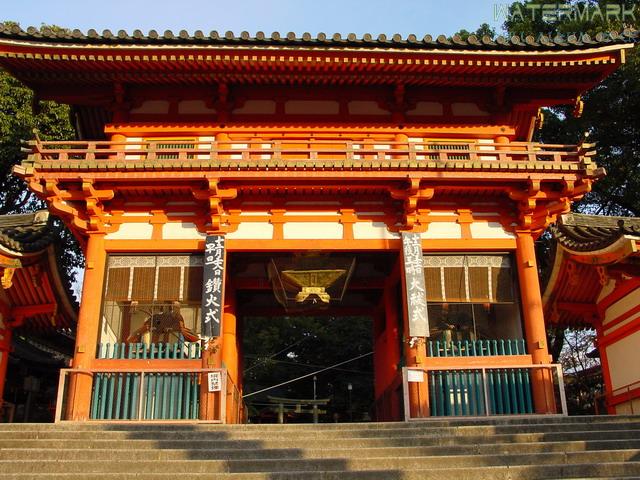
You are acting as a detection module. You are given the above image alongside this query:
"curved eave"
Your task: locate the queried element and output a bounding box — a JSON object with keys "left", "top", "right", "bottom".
{"left": 560, "top": 235, "right": 639, "bottom": 265}
{"left": 45, "top": 245, "right": 77, "bottom": 325}
{"left": 542, "top": 237, "right": 640, "bottom": 329}
{"left": 0, "top": 37, "right": 630, "bottom": 91}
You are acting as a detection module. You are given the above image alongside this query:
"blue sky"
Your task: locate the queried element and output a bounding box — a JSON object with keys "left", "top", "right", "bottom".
{"left": 3, "top": 0, "right": 507, "bottom": 37}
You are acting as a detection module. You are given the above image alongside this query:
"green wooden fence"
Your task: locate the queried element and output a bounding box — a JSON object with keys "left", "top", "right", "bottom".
{"left": 91, "top": 342, "right": 202, "bottom": 420}
{"left": 428, "top": 338, "right": 527, "bottom": 357}
{"left": 97, "top": 342, "right": 202, "bottom": 359}
{"left": 426, "top": 339, "right": 532, "bottom": 416}
{"left": 90, "top": 371, "right": 200, "bottom": 420}
{"left": 429, "top": 368, "right": 534, "bottom": 416}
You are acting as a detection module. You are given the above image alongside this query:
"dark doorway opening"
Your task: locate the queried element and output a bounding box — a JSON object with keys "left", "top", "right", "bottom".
{"left": 231, "top": 251, "right": 397, "bottom": 423}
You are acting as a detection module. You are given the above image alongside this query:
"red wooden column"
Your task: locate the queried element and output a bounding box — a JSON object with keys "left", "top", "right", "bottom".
{"left": 69, "top": 232, "right": 107, "bottom": 420}
{"left": 221, "top": 285, "right": 240, "bottom": 423}
{"left": 515, "top": 230, "right": 556, "bottom": 413}
{"left": 376, "top": 280, "right": 402, "bottom": 420}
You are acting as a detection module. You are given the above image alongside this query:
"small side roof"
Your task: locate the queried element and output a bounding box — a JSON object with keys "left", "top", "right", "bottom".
{"left": 543, "top": 213, "right": 640, "bottom": 328}
{"left": 0, "top": 210, "right": 77, "bottom": 332}
{"left": 0, "top": 210, "right": 58, "bottom": 254}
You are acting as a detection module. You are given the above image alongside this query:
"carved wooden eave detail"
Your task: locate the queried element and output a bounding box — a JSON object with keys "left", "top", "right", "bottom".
{"left": 389, "top": 178, "right": 434, "bottom": 230}
{"left": 508, "top": 178, "right": 583, "bottom": 234}
{"left": 24, "top": 177, "right": 113, "bottom": 245}
{"left": 192, "top": 179, "right": 237, "bottom": 233}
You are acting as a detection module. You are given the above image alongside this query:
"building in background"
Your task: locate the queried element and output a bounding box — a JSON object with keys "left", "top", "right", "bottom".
{"left": 544, "top": 213, "right": 640, "bottom": 415}
{"left": 0, "top": 211, "right": 77, "bottom": 421}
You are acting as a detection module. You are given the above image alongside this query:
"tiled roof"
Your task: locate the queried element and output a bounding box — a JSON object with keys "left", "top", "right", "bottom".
{"left": 0, "top": 24, "right": 637, "bottom": 50}
{"left": 0, "top": 210, "right": 58, "bottom": 254}
{"left": 552, "top": 212, "right": 640, "bottom": 252}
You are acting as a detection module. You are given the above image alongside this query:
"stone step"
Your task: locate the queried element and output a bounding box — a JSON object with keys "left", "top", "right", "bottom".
{"left": 0, "top": 415, "right": 638, "bottom": 432}
{"left": 0, "top": 439, "right": 639, "bottom": 461}
{"left": 1, "top": 421, "right": 639, "bottom": 441}
{"left": 0, "top": 462, "right": 638, "bottom": 480}
{"left": 0, "top": 416, "right": 640, "bottom": 435}
{"left": 1, "top": 428, "right": 638, "bottom": 450}
{"left": 1, "top": 450, "right": 639, "bottom": 474}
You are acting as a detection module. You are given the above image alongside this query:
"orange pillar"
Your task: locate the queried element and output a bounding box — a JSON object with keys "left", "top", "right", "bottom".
{"left": 374, "top": 282, "right": 403, "bottom": 421}
{"left": 69, "top": 232, "right": 107, "bottom": 420}
{"left": 200, "top": 338, "right": 222, "bottom": 421}
{"left": 515, "top": 231, "right": 556, "bottom": 413}
{"left": 221, "top": 286, "right": 240, "bottom": 423}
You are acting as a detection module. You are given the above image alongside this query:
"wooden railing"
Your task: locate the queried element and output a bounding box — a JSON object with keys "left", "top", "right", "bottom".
{"left": 25, "top": 138, "right": 593, "bottom": 166}
{"left": 428, "top": 338, "right": 527, "bottom": 357}
{"left": 596, "top": 379, "right": 640, "bottom": 414}
{"left": 98, "top": 342, "right": 202, "bottom": 360}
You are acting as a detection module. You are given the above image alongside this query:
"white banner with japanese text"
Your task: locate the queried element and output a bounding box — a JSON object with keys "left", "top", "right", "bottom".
{"left": 401, "top": 232, "right": 429, "bottom": 337}
{"left": 201, "top": 235, "right": 225, "bottom": 338}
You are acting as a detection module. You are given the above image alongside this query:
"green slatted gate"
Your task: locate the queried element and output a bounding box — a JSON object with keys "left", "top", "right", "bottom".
{"left": 90, "top": 342, "right": 202, "bottom": 420}
{"left": 426, "top": 339, "right": 534, "bottom": 416}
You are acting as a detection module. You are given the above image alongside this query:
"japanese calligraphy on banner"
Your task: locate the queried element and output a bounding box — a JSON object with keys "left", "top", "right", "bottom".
{"left": 401, "top": 232, "right": 430, "bottom": 337}
{"left": 201, "top": 235, "right": 225, "bottom": 338}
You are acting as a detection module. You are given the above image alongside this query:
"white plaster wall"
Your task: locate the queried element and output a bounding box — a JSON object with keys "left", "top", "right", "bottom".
{"left": 130, "top": 100, "right": 170, "bottom": 114}
{"left": 604, "top": 289, "right": 640, "bottom": 326}
{"left": 353, "top": 222, "right": 399, "bottom": 240}
{"left": 105, "top": 223, "right": 154, "bottom": 240}
{"left": 451, "top": 102, "right": 490, "bottom": 116}
{"left": 162, "top": 222, "right": 206, "bottom": 240}
{"left": 284, "top": 100, "right": 339, "bottom": 115}
{"left": 597, "top": 279, "right": 617, "bottom": 303}
{"left": 470, "top": 221, "right": 516, "bottom": 239}
{"left": 226, "top": 223, "right": 274, "bottom": 240}
{"left": 605, "top": 310, "right": 640, "bottom": 337}
{"left": 347, "top": 101, "right": 390, "bottom": 115}
{"left": 233, "top": 100, "right": 276, "bottom": 115}
{"left": 615, "top": 398, "right": 640, "bottom": 414}
{"left": 406, "top": 102, "right": 443, "bottom": 116}
{"left": 283, "top": 222, "right": 343, "bottom": 239}
{"left": 283, "top": 211, "right": 338, "bottom": 216}
{"left": 178, "top": 100, "right": 216, "bottom": 114}
{"left": 422, "top": 222, "right": 462, "bottom": 239}
{"left": 606, "top": 330, "right": 640, "bottom": 390}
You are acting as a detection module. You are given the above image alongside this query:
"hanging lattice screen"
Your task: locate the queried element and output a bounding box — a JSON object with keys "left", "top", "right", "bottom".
{"left": 104, "top": 255, "right": 204, "bottom": 302}
{"left": 423, "top": 255, "right": 514, "bottom": 304}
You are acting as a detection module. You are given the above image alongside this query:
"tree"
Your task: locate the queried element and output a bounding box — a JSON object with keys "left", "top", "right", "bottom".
{"left": 504, "top": 0, "right": 640, "bottom": 215}
{"left": 454, "top": 23, "right": 496, "bottom": 41}
{"left": 560, "top": 329, "right": 602, "bottom": 414}
{"left": 0, "top": 22, "right": 84, "bottom": 289}
{"left": 242, "top": 315, "right": 374, "bottom": 422}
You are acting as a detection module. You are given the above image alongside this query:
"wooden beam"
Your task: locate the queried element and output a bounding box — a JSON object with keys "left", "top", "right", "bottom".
{"left": 11, "top": 303, "right": 57, "bottom": 319}
{"left": 556, "top": 301, "right": 598, "bottom": 316}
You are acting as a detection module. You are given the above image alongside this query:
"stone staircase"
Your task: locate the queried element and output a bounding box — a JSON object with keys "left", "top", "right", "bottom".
{"left": 0, "top": 416, "right": 639, "bottom": 479}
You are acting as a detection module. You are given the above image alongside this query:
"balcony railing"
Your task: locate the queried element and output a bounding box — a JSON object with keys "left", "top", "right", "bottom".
{"left": 24, "top": 137, "right": 594, "bottom": 170}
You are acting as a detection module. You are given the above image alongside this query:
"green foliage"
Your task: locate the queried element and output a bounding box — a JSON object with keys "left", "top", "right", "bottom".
{"left": 242, "top": 315, "right": 374, "bottom": 422}
{"left": 504, "top": 1, "right": 640, "bottom": 215}
{"left": 454, "top": 23, "right": 496, "bottom": 40}
{"left": 0, "top": 22, "right": 83, "bottom": 287}
{"left": 560, "top": 329, "right": 603, "bottom": 414}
